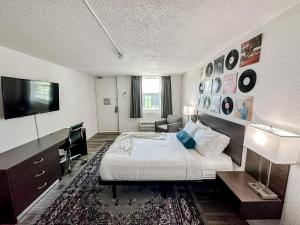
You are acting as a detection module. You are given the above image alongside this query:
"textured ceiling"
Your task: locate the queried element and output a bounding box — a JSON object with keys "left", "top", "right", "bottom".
{"left": 0, "top": 0, "right": 299, "bottom": 76}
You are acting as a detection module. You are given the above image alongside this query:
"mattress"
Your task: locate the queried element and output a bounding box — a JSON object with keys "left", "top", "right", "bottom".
{"left": 99, "top": 133, "right": 233, "bottom": 181}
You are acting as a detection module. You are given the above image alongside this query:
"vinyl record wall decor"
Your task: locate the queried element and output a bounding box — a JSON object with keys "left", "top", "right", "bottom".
{"left": 225, "top": 49, "right": 239, "bottom": 70}
{"left": 205, "top": 63, "right": 213, "bottom": 77}
{"left": 197, "top": 33, "right": 262, "bottom": 122}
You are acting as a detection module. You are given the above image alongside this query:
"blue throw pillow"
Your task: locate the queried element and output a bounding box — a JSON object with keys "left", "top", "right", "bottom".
{"left": 176, "top": 130, "right": 196, "bottom": 149}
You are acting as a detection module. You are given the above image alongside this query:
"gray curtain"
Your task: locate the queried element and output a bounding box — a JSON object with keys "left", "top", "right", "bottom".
{"left": 130, "top": 76, "right": 143, "bottom": 118}
{"left": 161, "top": 76, "right": 173, "bottom": 118}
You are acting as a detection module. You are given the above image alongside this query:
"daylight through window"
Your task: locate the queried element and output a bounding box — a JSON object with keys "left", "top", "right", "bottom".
{"left": 142, "top": 77, "right": 160, "bottom": 113}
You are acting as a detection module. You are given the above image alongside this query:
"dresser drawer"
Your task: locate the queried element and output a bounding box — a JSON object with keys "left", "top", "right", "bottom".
{"left": 9, "top": 146, "right": 59, "bottom": 181}
{"left": 9, "top": 146, "right": 60, "bottom": 215}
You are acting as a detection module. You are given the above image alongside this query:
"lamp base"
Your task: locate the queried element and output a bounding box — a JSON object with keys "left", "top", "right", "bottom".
{"left": 248, "top": 182, "right": 278, "bottom": 200}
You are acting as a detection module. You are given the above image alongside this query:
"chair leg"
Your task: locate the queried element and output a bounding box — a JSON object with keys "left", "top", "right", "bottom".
{"left": 80, "top": 158, "right": 88, "bottom": 165}
{"left": 70, "top": 153, "right": 87, "bottom": 165}
{"left": 65, "top": 148, "right": 88, "bottom": 174}
{"left": 67, "top": 149, "right": 72, "bottom": 173}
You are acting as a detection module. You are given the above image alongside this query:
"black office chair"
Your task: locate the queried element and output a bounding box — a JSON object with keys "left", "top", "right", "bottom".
{"left": 60, "top": 122, "right": 87, "bottom": 175}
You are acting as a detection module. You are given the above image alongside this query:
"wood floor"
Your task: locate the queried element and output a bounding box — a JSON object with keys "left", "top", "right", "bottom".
{"left": 86, "top": 132, "right": 119, "bottom": 152}
{"left": 18, "top": 132, "right": 246, "bottom": 225}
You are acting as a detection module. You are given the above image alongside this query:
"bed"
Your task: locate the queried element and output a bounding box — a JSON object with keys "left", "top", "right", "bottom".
{"left": 100, "top": 133, "right": 233, "bottom": 181}
{"left": 98, "top": 113, "right": 245, "bottom": 198}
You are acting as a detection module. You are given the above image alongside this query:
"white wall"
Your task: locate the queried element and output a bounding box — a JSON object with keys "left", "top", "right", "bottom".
{"left": 182, "top": 3, "right": 300, "bottom": 225}
{"left": 0, "top": 46, "right": 98, "bottom": 153}
{"left": 170, "top": 75, "right": 182, "bottom": 117}
{"left": 96, "top": 75, "right": 182, "bottom": 133}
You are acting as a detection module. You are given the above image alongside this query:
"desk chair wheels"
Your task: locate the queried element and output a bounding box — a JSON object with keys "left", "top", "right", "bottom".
{"left": 80, "top": 159, "right": 88, "bottom": 165}
{"left": 68, "top": 152, "right": 88, "bottom": 165}
{"left": 59, "top": 151, "right": 88, "bottom": 177}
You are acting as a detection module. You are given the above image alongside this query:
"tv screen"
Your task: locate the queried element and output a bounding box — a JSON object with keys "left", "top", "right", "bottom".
{"left": 1, "top": 76, "right": 59, "bottom": 119}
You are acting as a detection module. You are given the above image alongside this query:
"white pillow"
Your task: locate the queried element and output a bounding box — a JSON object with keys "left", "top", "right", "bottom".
{"left": 194, "top": 128, "right": 230, "bottom": 156}
{"left": 183, "top": 120, "right": 199, "bottom": 136}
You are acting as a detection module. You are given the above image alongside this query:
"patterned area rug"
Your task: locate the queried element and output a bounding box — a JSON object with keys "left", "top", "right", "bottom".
{"left": 34, "top": 142, "right": 205, "bottom": 225}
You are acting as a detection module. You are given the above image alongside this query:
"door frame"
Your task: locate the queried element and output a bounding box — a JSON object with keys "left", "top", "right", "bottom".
{"left": 95, "top": 76, "right": 119, "bottom": 133}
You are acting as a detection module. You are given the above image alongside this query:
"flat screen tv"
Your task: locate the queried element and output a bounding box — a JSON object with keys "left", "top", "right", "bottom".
{"left": 1, "top": 76, "right": 59, "bottom": 119}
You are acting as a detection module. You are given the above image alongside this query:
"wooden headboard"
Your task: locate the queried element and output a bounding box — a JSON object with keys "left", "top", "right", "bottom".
{"left": 197, "top": 113, "right": 245, "bottom": 166}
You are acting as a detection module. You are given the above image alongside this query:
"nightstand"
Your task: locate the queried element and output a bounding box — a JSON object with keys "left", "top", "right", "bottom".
{"left": 216, "top": 171, "right": 283, "bottom": 220}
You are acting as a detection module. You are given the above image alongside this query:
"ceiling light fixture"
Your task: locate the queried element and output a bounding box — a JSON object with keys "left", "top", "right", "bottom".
{"left": 82, "top": 0, "right": 123, "bottom": 58}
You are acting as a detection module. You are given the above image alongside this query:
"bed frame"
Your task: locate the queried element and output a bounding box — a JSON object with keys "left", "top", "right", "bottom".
{"left": 98, "top": 113, "right": 245, "bottom": 198}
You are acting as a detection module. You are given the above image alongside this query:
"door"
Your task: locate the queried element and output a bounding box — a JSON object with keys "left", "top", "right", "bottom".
{"left": 96, "top": 77, "right": 119, "bottom": 132}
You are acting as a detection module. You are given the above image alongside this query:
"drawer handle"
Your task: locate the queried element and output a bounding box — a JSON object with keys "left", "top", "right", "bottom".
{"left": 37, "top": 182, "right": 47, "bottom": 190}
{"left": 35, "top": 170, "right": 45, "bottom": 177}
{"left": 33, "top": 158, "right": 44, "bottom": 164}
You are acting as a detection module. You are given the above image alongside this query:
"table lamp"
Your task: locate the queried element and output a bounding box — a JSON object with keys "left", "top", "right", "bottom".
{"left": 244, "top": 124, "right": 300, "bottom": 199}
{"left": 183, "top": 106, "right": 197, "bottom": 121}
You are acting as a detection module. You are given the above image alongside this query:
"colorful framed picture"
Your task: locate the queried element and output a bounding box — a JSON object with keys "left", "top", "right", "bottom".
{"left": 214, "top": 55, "right": 225, "bottom": 75}
{"left": 240, "top": 34, "right": 262, "bottom": 67}
{"left": 211, "top": 96, "right": 221, "bottom": 114}
{"left": 204, "top": 79, "right": 212, "bottom": 94}
{"left": 212, "top": 77, "right": 222, "bottom": 94}
{"left": 203, "top": 95, "right": 211, "bottom": 110}
{"left": 234, "top": 96, "right": 254, "bottom": 121}
{"left": 223, "top": 73, "right": 237, "bottom": 94}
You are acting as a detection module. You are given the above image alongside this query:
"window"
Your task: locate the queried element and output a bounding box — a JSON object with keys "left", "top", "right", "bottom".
{"left": 142, "top": 77, "right": 160, "bottom": 113}
{"left": 30, "top": 81, "right": 51, "bottom": 103}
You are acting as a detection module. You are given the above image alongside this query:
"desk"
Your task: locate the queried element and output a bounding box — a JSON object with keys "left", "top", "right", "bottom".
{"left": 0, "top": 128, "right": 87, "bottom": 224}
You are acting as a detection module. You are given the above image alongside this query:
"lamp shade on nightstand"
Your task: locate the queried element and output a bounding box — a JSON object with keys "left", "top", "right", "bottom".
{"left": 244, "top": 124, "right": 300, "bottom": 164}
{"left": 183, "top": 106, "right": 196, "bottom": 115}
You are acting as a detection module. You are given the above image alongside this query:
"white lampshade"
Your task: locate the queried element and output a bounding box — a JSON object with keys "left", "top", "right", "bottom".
{"left": 244, "top": 124, "right": 300, "bottom": 164}
{"left": 183, "top": 106, "right": 196, "bottom": 116}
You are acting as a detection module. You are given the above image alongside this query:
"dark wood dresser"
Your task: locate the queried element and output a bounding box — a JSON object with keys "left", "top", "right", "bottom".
{"left": 0, "top": 128, "right": 87, "bottom": 224}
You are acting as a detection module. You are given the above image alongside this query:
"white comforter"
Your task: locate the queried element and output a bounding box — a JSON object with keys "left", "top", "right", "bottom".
{"left": 108, "top": 132, "right": 167, "bottom": 155}
{"left": 99, "top": 133, "right": 232, "bottom": 181}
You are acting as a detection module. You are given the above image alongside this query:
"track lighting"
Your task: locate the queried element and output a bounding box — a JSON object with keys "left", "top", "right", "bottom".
{"left": 82, "top": 0, "right": 123, "bottom": 58}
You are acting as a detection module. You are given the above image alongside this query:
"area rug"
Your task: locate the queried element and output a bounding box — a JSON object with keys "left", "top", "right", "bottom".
{"left": 34, "top": 142, "right": 205, "bottom": 225}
